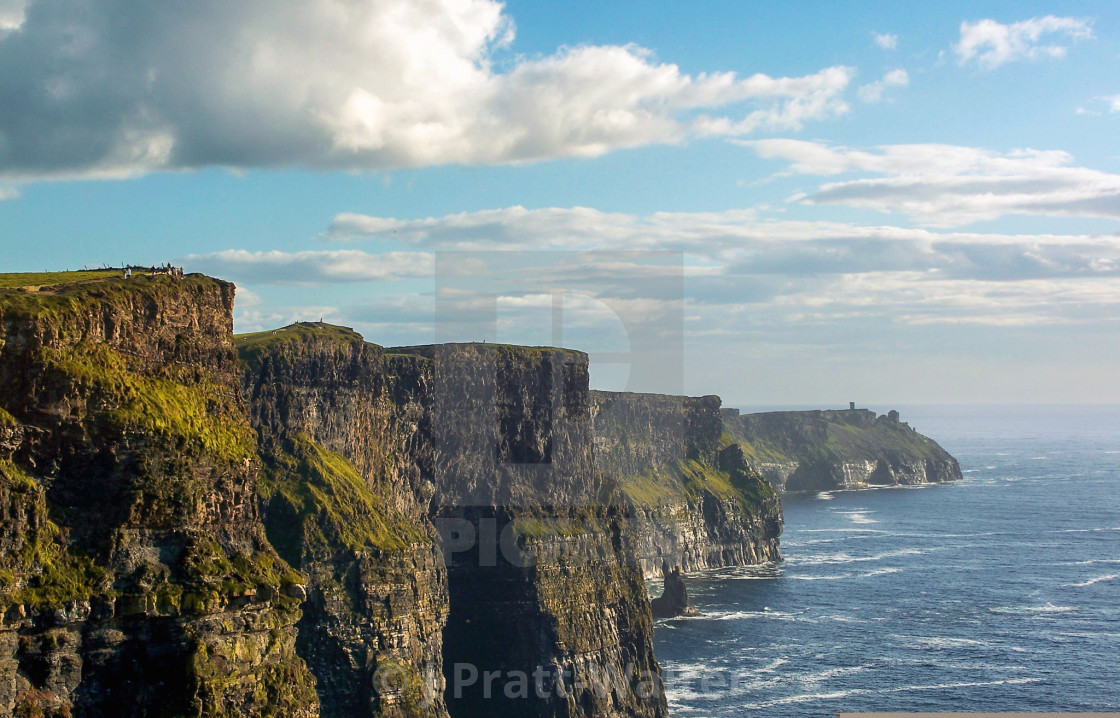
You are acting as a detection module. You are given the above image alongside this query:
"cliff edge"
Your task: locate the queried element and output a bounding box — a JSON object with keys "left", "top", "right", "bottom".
{"left": 723, "top": 407, "right": 963, "bottom": 492}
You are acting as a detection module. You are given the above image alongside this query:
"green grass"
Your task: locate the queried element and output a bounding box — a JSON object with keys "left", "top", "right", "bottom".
{"left": 259, "top": 435, "right": 429, "bottom": 560}
{"left": 235, "top": 322, "right": 368, "bottom": 369}
{"left": 0, "top": 269, "right": 124, "bottom": 289}
{"left": 0, "top": 406, "right": 15, "bottom": 426}
{"left": 38, "top": 343, "right": 256, "bottom": 463}
{"left": 618, "top": 457, "right": 774, "bottom": 511}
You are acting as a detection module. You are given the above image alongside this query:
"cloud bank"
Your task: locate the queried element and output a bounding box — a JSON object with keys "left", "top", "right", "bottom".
{"left": 0, "top": 0, "right": 854, "bottom": 182}
{"left": 954, "top": 16, "right": 1093, "bottom": 69}
{"left": 744, "top": 139, "right": 1120, "bottom": 225}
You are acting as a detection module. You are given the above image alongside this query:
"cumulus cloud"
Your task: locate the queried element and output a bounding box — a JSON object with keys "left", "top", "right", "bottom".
{"left": 872, "top": 32, "right": 898, "bottom": 50}
{"left": 180, "top": 249, "right": 433, "bottom": 284}
{"left": 0, "top": 0, "right": 854, "bottom": 182}
{"left": 954, "top": 16, "right": 1093, "bottom": 69}
{"left": 743, "top": 139, "right": 1120, "bottom": 225}
{"left": 857, "top": 69, "right": 909, "bottom": 103}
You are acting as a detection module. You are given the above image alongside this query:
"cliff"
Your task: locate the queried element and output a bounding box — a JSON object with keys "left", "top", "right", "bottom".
{"left": 390, "top": 344, "right": 666, "bottom": 718}
{"left": 0, "top": 273, "right": 669, "bottom": 717}
{"left": 0, "top": 272, "right": 316, "bottom": 717}
{"left": 237, "top": 324, "right": 447, "bottom": 718}
{"left": 590, "top": 392, "right": 782, "bottom": 578}
{"left": 722, "top": 408, "right": 962, "bottom": 492}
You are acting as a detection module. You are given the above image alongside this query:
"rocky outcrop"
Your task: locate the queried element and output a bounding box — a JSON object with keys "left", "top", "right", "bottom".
{"left": 722, "top": 407, "right": 962, "bottom": 492}
{"left": 590, "top": 391, "right": 782, "bottom": 579}
{"left": 649, "top": 562, "right": 697, "bottom": 619}
{"left": 0, "top": 274, "right": 317, "bottom": 717}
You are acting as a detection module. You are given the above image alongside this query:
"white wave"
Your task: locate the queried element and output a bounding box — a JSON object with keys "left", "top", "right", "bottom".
{"left": 788, "top": 573, "right": 854, "bottom": 581}
{"left": 796, "top": 665, "right": 869, "bottom": 684}
{"left": 798, "top": 528, "right": 887, "bottom": 533}
{"left": 858, "top": 567, "right": 901, "bottom": 578}
{"left": 815, "top": 491, "right": 834, "bottom": 500}
{"left": 791, "top": 548, "right": 924, "bottom": 566}
{"left": 756, "top": 657, "right": 787, "bottom": 673}
{"left": 732, "top": 677, "right": 1041, "bottom": 710}
{"left": 901, "top": 636, "right": 988, "bottom": 649}
{"left": 703, "top": 608, "right": 808, "bottom": 622}
{"left": 990, "top": 602, "right": 1075, "bottom": 615}
{"left": 1065, "top": 573, "right": 1120, "bottom": 587}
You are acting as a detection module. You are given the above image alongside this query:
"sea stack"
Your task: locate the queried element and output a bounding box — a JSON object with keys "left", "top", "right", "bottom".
{"left": 650, "top": 561, "right": 699, "bottom": 618}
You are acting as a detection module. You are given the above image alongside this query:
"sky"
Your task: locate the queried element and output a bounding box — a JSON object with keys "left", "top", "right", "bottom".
{"left": 2, "top": 0, "right": 1119, "bottom": 406}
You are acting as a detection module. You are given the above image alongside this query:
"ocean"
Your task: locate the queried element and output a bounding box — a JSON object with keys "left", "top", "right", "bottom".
{"left": 652, "top": 405, "right": 1120, "bottom": 716}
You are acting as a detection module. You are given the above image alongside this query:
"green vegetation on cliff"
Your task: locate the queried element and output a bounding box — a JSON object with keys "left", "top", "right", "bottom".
{"left": 0, "top": 269, "right": 123, "bottom": 289}
{"left": 236, "top": 322, "right": 368, "bottom": 370}
{"left": 618, "top": 456, "right": 775, "bottom": 511}
{"left": 726, "top": 410, "right": 951, "bottom": 466}
{"left": 38, "top": 343, "right": 255, "bottom": 463}
{"left": 258, "top": 435, "right": 428, "bottom": 561}
{"left": 0, "top": 461, "right": 107, "bottom": 610}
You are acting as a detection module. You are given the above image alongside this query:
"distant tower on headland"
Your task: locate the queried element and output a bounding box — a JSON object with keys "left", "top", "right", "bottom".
{"left": 849, "top": 401, "right": 856, "bottom": 410}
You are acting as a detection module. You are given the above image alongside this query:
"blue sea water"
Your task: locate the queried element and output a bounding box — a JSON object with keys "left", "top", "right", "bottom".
{"left": 652, "top": 405, "right": 1120, "bottom": 716}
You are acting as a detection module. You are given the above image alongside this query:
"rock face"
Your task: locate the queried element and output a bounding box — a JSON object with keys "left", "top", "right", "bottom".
{"left": 722, "top": 408, "right": 963, "bottom": 492}
{"left": 238, "top": 325, "right": 448, "bottom": 718}
{"left": 590, "top": 391, "right": 783, "bottom": 579}
{"left": 0, "top": 274, "right": 317, "bottom": 717}
{"left": 394, "top": 344, "right": 667, "bottom": 718}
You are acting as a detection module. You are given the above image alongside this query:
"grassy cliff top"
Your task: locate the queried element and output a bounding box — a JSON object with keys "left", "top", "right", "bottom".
{"left": 390, "top": 342, "right": 587, "bottom": 360}
{"left": 727, "top": 409, "right": 946, "bottom": 465}
{"left": 0, "top": 269, "right": 126, "bottom": 289}
{"left": 235, "top": 322, "right": 375, "bottom": 370}
{"left": 0, "top": 270, "right": 227, "bottom": 320}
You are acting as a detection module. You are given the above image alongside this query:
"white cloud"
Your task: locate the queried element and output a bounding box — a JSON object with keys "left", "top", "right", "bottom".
{"left": 180, "top": 249, "right": 434, "bottom": 284}
{"left": 235, "top": 306, "right": 341, "bottom": 334}
{"left": 324, "top": 205, "right": 1120, "bottom": 284}
{"left": 0, "top": 0, "right": 854, "bottom": 182}
{"left": 1109, "top": 95, "right": 1120, "bottom": 113}
{"left": 954, "top": 16, "right": 1093, "bottom": 69}
{"left": 858, "top": 68, "right": 909, "bottom": 103}
{"left": 872, "top": 32, "right": 898, "bottom": 50}
{"left": 743, "top": 139, "right": 1120, "bottom": 225}
{"left": 0, "top": 0, "right": 25, "bottom": 32}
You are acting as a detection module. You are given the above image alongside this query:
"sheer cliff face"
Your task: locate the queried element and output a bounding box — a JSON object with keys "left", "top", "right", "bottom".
{"left": 238, "top": 326, "right": 448, "bottom": 718}
{"left": 589, "top": 392, "right": 783, "bottom": 578}
{"left": 723, "top": 408, "right": 963, "bottom": 492}
{"left": 240, "top": 336, "right": 668, "bottom": 718}
{"left": 0, "top": 275, "right": 316, "bottom": 718}
{"left": 387, "top": 344, "right": 668, "bottom": 718}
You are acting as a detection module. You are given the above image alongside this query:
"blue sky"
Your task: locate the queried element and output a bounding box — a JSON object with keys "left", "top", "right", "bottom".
{"left": 2, "top": 1, "right": 1119, "bottom": 404}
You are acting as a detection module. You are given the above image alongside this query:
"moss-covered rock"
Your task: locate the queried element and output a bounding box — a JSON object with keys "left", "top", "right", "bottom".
{"left": 590, "top": 390, "right": 783, "bottom": 577}
{"left": 0, "top": 272, "right": 318, "bottom": 718}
